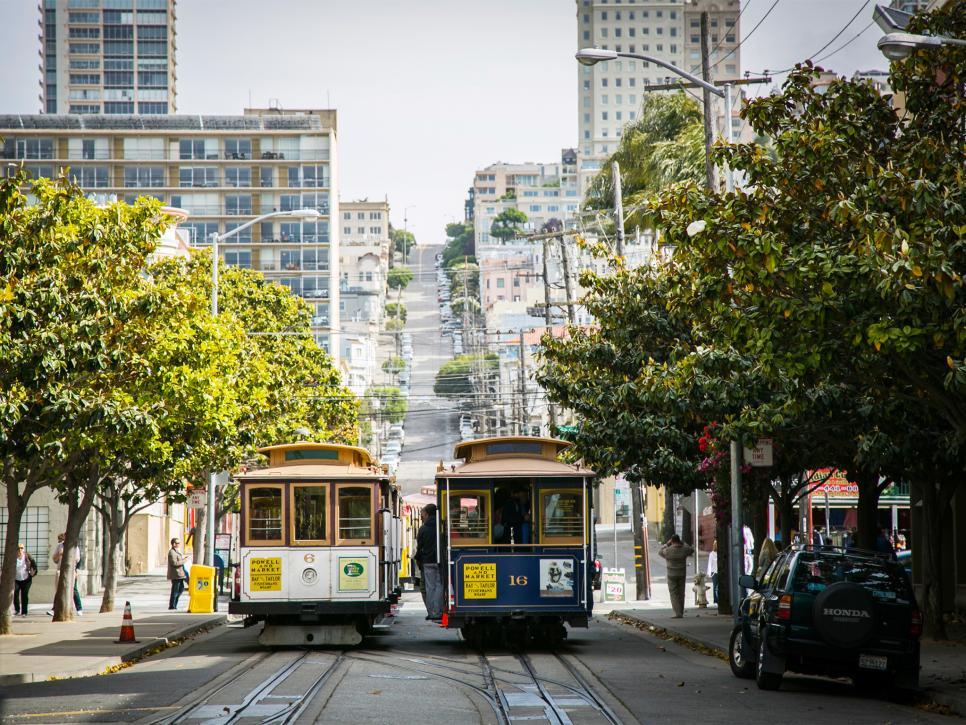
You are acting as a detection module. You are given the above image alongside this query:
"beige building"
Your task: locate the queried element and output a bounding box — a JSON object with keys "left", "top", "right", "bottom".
{"left": 40, "top": 0, "right": 177, "bottom": 115}
{"left": 0, "top": 107, "right": 341, "bottom": 358}
{"left": 576, "top": 0, "right": 742, "bottom": 192}
{"left": 339, "top": 200, "right": 392, "bottom": 396}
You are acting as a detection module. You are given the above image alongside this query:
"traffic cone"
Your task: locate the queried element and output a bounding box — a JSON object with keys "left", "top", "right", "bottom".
{"left": 115, "top": 601, "right": 139, "bottom": 644}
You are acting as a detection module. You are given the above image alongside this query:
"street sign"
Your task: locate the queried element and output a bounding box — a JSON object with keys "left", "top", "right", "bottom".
{"left": 214, "top": 533, "right": 232, "bottom": 550}
{"left": 188, "top": 490, "right": 207, "bottom": 509}
{"left": 602, "top": 567, "right": 626, "bottom": 602}
{"left": 743, "top": 438, "right": 773, "bottom": 467}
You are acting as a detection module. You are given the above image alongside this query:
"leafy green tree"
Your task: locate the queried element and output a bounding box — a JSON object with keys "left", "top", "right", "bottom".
{"left": 490, "top": 208, "right": 528, "bottom": 242}
{"left": 387, "top": 265, "right": 413, "bottom": 291}
{"left": 389, "top": 226, "right": 416, "bottom": 258}
{"left": 382, "top": 356, "right": 406, "bottom": 376}
{"left": 370, "top": 386, "right": 408, "bottom": 425}
{"left": 443, "top": 222, "right": 475, "bottom": 267}
{"left": 385, "top": 302, "right": 407, "bottom": 322}
{"left": 585, "top": 92, "right": 705, "bottom": 230}
{"left": 434, "top": 353, "right": 498, "bottom": 399}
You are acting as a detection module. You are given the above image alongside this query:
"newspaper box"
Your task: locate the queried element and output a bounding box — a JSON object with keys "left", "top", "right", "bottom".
{"left": 188, "top": 564, "right": 216, "bottom": 613}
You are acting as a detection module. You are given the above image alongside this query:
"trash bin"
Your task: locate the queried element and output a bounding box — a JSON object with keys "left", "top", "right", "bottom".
{"left": 188, "top": 564, "right": 217, "bottom": 613}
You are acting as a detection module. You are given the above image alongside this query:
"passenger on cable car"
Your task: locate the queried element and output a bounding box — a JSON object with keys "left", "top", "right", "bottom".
{"left": 500, "top": 486, "right": 532, "bottom": 544}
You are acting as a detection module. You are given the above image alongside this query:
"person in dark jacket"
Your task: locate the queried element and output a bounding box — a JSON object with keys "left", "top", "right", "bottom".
{"left": 167, "top": 538, "right": 188, "bottom": 610}
{"left": 414, "top": 504, "right": 442, "bottom": 621}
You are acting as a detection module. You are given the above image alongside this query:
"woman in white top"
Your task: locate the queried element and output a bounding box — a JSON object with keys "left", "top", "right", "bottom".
{"left": 706, "top": 539, "right": 718, "bottom": 604}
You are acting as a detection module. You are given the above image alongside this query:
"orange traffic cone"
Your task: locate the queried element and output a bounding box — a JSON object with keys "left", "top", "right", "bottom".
{"left": 116, "top": 601, "right": 139, "bottom": 644}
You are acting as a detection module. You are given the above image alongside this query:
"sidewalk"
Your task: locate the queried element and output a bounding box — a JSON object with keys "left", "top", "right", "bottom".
{"left": 0, "top": 575, "right": 225, "bottom": 685}
{"left": 610, "top": 605, "right": 966, "bottom": 717}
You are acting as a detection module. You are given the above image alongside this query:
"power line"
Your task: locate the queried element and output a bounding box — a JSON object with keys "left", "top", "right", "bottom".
{"left": 688, "top": 0, "right": 754, "bottom": 75}
{"left": 807, "top": 0, "right": 872, "bottom": 62}
{"left": 709, "top": 0, "right": 783, "bottom": 73}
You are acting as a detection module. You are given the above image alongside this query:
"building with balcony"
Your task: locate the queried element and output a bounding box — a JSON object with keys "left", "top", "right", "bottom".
{"left": 0, "top": 107, "right": 341, "bottom": 358}
{"left": 472, "top": 150, "right": 580, "bottom": 247}
{"left": 39, "top": 0, "right": 177, "bottom": 115}
{"left": 339, "top": 199, "right": 391, "bottom": 395}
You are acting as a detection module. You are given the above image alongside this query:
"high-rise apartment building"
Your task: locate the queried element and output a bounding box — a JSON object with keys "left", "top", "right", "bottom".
{"left": 576, "top": 0, "right": 740, "bottom": 192}
{"left": 0, "top": 108, "right": 340, "bottom": 358}
{"left": 39, "top": 0, "right": 177, "bottom": 115}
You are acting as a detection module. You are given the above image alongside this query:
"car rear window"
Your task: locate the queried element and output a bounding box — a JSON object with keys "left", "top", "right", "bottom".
{"left": 791, "top": 554, "right": 913, "bottom": 603}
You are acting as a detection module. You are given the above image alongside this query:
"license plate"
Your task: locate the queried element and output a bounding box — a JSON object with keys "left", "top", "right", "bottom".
{"left": 859, "top": 654, "right": 888, "bottom": 671}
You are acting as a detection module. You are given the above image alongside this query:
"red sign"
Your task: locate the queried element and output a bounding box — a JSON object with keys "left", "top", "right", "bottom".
{"left": 809, "top": 469, "right": 858, "bottom": 497}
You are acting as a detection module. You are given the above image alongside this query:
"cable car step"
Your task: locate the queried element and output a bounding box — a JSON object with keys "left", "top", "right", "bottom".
{"left": 258, "top": 623, "right": 363, "bottom": 647}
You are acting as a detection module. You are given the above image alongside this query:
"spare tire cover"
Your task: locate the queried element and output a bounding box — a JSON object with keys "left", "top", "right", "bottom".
{"left": 812, "top": 581, "right": 877, "bottom": 648}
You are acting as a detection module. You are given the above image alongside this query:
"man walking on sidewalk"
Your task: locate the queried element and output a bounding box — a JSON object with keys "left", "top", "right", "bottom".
{"left": 167, "top": 538, "right": 187, "bottom": 610}
{"left": 659, "top": 534, "right": 694, "bottom": 618}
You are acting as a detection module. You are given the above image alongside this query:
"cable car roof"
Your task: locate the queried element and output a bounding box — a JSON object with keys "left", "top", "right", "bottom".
{"left": 235, "top": 442, "right": 389, "bottom": 481}
{"left": 442, "top": 436, "right": 594, "bottom": 478}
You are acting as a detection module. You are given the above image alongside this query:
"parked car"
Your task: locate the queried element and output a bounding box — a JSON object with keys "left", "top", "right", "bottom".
{"left": 729, "top": 546, "right": 921, "bottom": 694}
{"left": 384, "top": 440, "right": 402, "bottom": 455}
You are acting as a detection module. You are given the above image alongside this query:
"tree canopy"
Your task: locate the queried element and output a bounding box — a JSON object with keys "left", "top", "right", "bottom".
{"left": 490, "top": 208, "right": 528, "bottom": 242}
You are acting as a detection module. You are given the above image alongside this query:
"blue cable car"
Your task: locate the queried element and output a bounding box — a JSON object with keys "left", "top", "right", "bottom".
{"left": 436, "top": 436, "right": 595, "bottom": 647}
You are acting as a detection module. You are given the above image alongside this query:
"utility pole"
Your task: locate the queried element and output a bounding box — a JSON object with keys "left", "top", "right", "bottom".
{"left": 612, "top": 161, "right": 625, "bottom": 257}
{"left": 630, "top": 481, "right": 649, "bottom": 600}
{"left": 541, "top": 237, "right": 558, "bottom": 429}
{"left": 559, "top": 234, "right": 577, "bottom": 325}
{"left": 700, "top": 11, "right": 716, "bottom": 192}
{"left": 518, "top": 334, "right": 527, "bottom": 436}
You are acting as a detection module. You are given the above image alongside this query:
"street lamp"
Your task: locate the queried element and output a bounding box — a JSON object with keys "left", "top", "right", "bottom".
{"left": 876, "top": 32, "right": 966, "bottom": 60}
{"left": 403, "top": 205, "right": 416, "bottom": 265}
{"left": 575, "top": 48, "right": 734, "bottom": 192}
{"left": 200, "top": 207, "right": 321, "bottom": 568}
{"left": 576, "top": 47, "right": 741, "bottom": 608}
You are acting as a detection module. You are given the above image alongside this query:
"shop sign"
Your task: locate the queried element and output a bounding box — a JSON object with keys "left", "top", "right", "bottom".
{"left": 743, "top": 439, "right": 773, "bottom": 467}
{"left": 602, "top": 567, "right": 626, "bottom": 602}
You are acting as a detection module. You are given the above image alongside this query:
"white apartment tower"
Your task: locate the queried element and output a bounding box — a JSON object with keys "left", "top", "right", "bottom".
{"left": 40, "top": 0, "right": 177, "bottom": 115}
{"left": 576, "top": 0, "right": 740, "bottom": 192}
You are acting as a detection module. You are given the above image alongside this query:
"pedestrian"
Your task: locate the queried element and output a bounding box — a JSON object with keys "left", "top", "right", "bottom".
{"left": 167, "top": 537, "right": 188, "bottom": 610}
{"left": 213, "top": 551, "right": 225, "bottom": 594}
{"left": 659, "top": 534, "right": 694, "bottom": 618}
{"left": 14, "top": 543, "right": 38, "bottom": 617}
{"left": 49, "top": 533, "right": 84, "bottom": 616}
{"left": 706, "top": 539, "right": 718, "bottom": 604}
{"left": 756, "top": 537, "right": 778, "bottom": 579}
{"left": 742, "top": 524, "right": 755, "bottom": 575}
{"left": 414, "top": 504, "right": 442, "bottom": 621}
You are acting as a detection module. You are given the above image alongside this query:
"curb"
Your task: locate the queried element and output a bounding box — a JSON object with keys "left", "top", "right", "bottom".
{"left": 0, "top": 615, "right": 226, "bottom": 686}
{"left": 608, "top": 610, "right": 728, "bottom": 659}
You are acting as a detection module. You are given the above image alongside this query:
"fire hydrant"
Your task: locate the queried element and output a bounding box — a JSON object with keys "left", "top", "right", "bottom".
{"left": 693, "top": 572, "right": 709, "bottom": 608}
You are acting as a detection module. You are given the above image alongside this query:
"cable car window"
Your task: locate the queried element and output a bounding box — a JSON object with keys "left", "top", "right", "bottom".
{"left": 337, "top": 485, "right": 373, "bottom": 544}
{"left": 247, "top": 485, "right": 284, "bottom": 545}
{"left": 486, "top": 441, "right": 543, "bottom": 456}
{"left": 292, "top": 484, "right": 328, "bottom": 544}
{"left": 449, "top": 491, "right": 490, "bottom": 544}
{"left": 540, "top": 489, "right": 584, "bottom": 544}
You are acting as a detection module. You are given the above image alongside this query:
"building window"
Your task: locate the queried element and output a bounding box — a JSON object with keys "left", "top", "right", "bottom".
{"left": 343, "top": 226, "right": 352, "bottom": 235}
{"left": 179, "top": 167, "right": 218, "bottom": 188}
{"left": 224, "top": 139, "right": 251, "bottom": 160}
{"left": 137, "top": 102, "right": 167, "bottom": 114}
{"left": 0, "top": 507, "right": 50, "bottom": 570}
{"left": 124, "top": 166, "right": 164, "bottom": 187}
{"left": 225, "top": 194, "right": 252, "bottom": 216}
{"left": 103, "top": 102, "right": 134, "bottom": 113}
{"left": 71, "top": 166, "right": 109, "bottom": 187}
{"left": 260, "top": 167, "right": 273, "bottom": 188}
{"left": 496, "top": 278, "right": 505, "bottom": 288}
{"left": 223, "top": 250, "right": 252, "bottom": 269}
{"left": 225, "top": 167, "right": 252, "bottom": 188}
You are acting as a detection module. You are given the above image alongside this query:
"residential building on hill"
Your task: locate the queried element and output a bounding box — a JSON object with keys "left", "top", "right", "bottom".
{"left": 39, "top": 0, "right": 177, "bottom": 115}
{"left": 0, "top": 107, "right": 341, "bottom": 358}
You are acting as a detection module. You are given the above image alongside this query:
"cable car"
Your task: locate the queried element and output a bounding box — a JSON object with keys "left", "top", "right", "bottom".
{"left": 436, "top": 437, "right": 596, "bottom": 647}
{"left": 229, "top": 442, "right": 401, "bottom": 646}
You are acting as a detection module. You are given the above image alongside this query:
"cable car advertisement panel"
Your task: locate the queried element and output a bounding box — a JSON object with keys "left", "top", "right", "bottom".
{"left": 452, "top": 551, "right": 583, "bottom": 609}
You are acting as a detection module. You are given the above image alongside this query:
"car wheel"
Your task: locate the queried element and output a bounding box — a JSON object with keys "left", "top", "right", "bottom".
{"left": 729, "top": 626, "right": 755, "bottom": 679}
{"left": 756, "top": 633, "right": 783, "bottom": 691}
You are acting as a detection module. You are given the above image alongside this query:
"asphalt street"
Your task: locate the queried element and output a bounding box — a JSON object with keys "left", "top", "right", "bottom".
{"left": 395, "top": 243, "right": 460, "bottom": 492}
{"left": 0, "top": 594, "right": 949, "bottom": 724}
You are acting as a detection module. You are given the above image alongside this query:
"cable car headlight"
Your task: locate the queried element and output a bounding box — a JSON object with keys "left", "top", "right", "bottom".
{"left": 302, "top": 567, "right": 318, "bottom": 585}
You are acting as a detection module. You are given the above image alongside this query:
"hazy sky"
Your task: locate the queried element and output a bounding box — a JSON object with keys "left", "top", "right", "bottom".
{"left": 0, "top": 0, "right": 889, "bottom": 243}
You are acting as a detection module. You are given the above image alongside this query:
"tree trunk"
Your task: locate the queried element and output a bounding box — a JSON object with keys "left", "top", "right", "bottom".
{"left": 779, "top": 493, "right": 794, "bottom": 551}
{"left": 855, "top": 470, "right": 880, "bottom": 550}
{"left": 53, "top": 469, "right": 98, "bottom": 622}
{"left": 715, "top": 517, "right": 731, "bottom": 615}
{"left": 662, "top": 488, "right": 675, "bottom": 542}
{"left": 99, "top": 517, "right": 124, "bottom": 613}
{"left": 1, "top": 461, "right": 44, "bottom": 635}
{"left": 918, "top": 479, "right": 951, "bottom": 640}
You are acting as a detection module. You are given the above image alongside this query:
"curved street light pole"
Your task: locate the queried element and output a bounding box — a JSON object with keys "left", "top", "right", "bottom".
{"left": 200, "top": 207, "right": 321, "bottom": 568}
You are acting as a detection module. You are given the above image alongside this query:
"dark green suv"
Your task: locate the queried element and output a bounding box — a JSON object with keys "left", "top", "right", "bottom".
{"left": 729, "top": 546, "right": 922, "bottom": 693}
